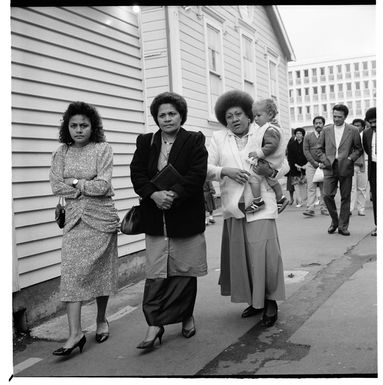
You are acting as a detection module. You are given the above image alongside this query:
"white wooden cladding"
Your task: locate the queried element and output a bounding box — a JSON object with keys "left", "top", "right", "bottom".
{"left": 11, "top": 6, "right": 146, "bottom": 290}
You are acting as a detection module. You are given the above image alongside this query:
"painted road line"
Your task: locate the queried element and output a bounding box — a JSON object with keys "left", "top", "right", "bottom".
{"left": 85, "top": 305, "right": 138, "bottom": 332}
{"left": 14, "top": 358, "right": 43, "bottom": 375}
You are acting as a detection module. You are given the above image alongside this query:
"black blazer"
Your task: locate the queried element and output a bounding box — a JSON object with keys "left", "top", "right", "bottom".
{"left": 362, "top": 127, "right": 375, "bottom": 182}
{"left": 287, "top": 138, "right": 307, "bottom": 176}
{"left": 130, "top": 127, "right": 208, "bottom": 237}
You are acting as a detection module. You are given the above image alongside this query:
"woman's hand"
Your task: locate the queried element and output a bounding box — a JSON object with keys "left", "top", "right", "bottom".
{"left": 64, "top": 177, "right": 76, "bottom": 186}
{"left": 150, "top": 191, "right": 176, "bottom": 210}
{"left": 221, "top": 167, "right": 250, "bottom": 184}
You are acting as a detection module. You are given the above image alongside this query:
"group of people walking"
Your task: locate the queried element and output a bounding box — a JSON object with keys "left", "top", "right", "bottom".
{"left": 286, "top": 104, "right": 376, "bottom": 238}
{"left": 49, "top": 90, "right": 376, "bottom": 357}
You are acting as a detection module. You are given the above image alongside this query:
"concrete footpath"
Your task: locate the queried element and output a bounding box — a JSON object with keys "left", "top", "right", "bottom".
{"left": 15, "top": 203, "right": 377, "bottom": 377}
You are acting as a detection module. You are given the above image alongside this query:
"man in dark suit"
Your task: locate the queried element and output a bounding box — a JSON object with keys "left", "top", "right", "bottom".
{"left": 362, "top": 107, "right": 377, "bottom": 236}
{"left": 317, "top": 104, "right": 363, "bottom": 236}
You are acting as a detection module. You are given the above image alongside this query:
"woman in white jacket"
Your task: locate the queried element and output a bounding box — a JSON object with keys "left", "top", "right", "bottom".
{"left": 207, "top": 90, "right": 289, "bottom": 327}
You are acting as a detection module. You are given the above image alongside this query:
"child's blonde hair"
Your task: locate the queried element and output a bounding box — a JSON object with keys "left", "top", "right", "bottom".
{"left": 253, "top": 98, "right": 278, "bottom": 119}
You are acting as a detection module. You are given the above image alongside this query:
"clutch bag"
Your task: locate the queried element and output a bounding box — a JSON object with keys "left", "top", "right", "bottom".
{"left": 55, "top": 196, "right": 66, "bottom": 229}
{"left": 120, "top": 205, "right": 144, "bottom": 235}
{"left": 151, "top": 163, "right": 183, "bottom": 190}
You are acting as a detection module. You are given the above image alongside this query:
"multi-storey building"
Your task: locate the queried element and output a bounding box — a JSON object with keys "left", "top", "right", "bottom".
{"left": 288, "top": 55, "right": 376, "bottom": 132}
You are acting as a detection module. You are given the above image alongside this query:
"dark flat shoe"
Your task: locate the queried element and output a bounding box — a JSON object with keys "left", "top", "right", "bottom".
{"left": 52, "top": 335, "right": 86, "bottom": 356}
{"left": 95, "top": 320, "right": 109, "bottom": 343}
{"left": 241, "top": 306, "right": 263, "bottom": 318}
{"left": 328, "top": 224, "right": 338, "bottom": 234}
{"left": 338, "top": 229, "right": 350, "bottom": 236}
{"left": 262, "top": 300, "right": 278, "bottom": 327}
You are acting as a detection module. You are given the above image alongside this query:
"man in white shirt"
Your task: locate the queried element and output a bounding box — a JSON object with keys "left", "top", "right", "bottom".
{"left": 362, "top": 107, "right": 377, "bottom": 236}
{"left": 316, "top": 104, "right": 363, "bottom": 236}
{"left": 302, "top": 116, "right": 329, "bottom": 217}
{"left": 350, "top": 118, "right": 367, "bottom": 216}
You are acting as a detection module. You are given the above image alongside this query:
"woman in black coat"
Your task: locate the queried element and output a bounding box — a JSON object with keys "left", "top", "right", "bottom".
{"left": 130, "top": 92, "right": 208, "bottom": 350}
{"left": 287, "top": 127, "right": 307, "bottom": 207}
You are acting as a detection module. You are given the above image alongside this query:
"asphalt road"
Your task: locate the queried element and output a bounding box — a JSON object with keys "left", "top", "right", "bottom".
{"left": 12, "top": 199, "right": 377, "bottom": 379}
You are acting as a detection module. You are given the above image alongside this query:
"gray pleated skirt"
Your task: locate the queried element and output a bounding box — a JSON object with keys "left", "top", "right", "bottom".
{"left": 219, "top": 217, "right": 285, "bottom": 308}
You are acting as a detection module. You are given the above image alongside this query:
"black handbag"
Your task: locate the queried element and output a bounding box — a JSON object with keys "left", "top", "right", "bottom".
{"left": 120, "top": 205, "right": 144, "bottom": 235}
{"left": 55, "top": 196, "right": 66, "bottom": 229}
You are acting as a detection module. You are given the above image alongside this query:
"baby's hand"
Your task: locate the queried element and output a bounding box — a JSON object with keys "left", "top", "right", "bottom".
{"left": 248, "top": 151, "right": 258, "bottom": 159}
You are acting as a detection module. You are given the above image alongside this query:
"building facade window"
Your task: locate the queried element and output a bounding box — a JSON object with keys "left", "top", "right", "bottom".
{"left": 241, "top": 32, "right": 256, "bottom": 96}
{"left": 268, "top": 56, "right": 279, "bottom": 102}
{"left": 205, "top": 20, "right": 224, "bottom": 118}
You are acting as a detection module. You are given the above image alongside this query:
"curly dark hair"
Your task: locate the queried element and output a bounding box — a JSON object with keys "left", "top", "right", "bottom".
{"left": 313, "top": 116, "right": 325, "bottom": 125}
{"left": 59, "top": 101, "right": 106, "bottom": 144}
{"left": 333, "top": 104, "right": 349, "bottom": 118}
{"left": 294, "top": 127, "right": 306, "bottom": 136}
{"left": 365, "top": 107, "right": 376, "bottom": 122}
{"left": 150, "top": 92, "right": 188, "bottom": 127}
{"left": 214, "top": 90, "right": 254, "bottom": 127}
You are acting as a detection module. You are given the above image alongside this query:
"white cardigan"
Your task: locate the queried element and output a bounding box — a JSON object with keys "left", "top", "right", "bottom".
{"left": 207, "top": 125, "right": 289, "bottom": 222}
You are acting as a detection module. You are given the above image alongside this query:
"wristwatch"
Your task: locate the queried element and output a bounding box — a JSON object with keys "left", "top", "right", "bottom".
{"left": 72, "top": 178, "right": 79, "bottom": 188}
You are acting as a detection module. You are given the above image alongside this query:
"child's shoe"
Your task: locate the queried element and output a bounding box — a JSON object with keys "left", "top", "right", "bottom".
{"left": 277, "top": 196, "right": 289, "bottom": 214}
{"left": 245, "top": 198, "right": 265, "bottom": 214}
{"left": 208, "top": 215, "right": 216, "bottom": 224}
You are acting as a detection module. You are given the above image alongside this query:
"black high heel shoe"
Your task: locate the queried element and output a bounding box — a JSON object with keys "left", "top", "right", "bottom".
{"left": 182, "top": 316, "right": 196, "bottom": 338}
{"left": 52, "top": 335, "right": 86, "bottom": 356}
{"left": 262, "top": 300, "right": 278, "bottom": 327}
{"left": 136, "top": 326, "right": 164, "bottom": 349}
{"left": 95, "top": 319, "right": 109, "bottom": 343}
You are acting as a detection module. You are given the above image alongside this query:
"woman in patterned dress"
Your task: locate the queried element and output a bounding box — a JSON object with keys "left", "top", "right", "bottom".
{"left": 49, "top": 102, "right": 119, "bottom": 356}
{"left": 130, "top": 92, "right": 208, "bottom": 350}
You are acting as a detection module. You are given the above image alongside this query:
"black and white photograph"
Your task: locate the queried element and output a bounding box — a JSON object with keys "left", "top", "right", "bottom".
{"left": 4, "top": 0, "right": 378, "bottom": 381}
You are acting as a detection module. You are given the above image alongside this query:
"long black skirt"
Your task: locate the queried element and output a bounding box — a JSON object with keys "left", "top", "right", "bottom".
{"left": 143, "top": 276, "right": 197, "bottom": 326}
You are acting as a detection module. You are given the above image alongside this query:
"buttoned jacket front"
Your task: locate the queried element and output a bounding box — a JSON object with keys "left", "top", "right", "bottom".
{"left": 316, "top": 123, "right": 363, "bottom": 177}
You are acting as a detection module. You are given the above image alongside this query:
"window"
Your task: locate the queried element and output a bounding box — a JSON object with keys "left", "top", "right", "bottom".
{"left": 363, "top": 61, "right": 368, "bottom": 70}
{"left": 372, "top": 60, "right": 376, "bottom": 69}
{"left": 304, "top": 87, "right": 309, "bottom": 96}
{"left": 288, "top": 71, "right": 293, "bottom": 82}
{"left": 329, "top": 85, "right": 334, "bottom": 92}
{"left": 328, "top": 66, "right": 333, "bottom": 74}
{"left": 320, "top": 67, "right": 325, "bottom": 75}
{"left": 346, "top": 82, "right": 352, "bottom": 91}
{"left": 312, "top": 68, "right": 317, "bottom": 76}
{"left": 373, "top": 80, "right": 376, "bottom": 88}
{"left": 306, "top": 106, "right": 310, "bottom": 114}
{"left": 205, "top": 21, "right": 224, "bottom": 117}
{"left": 297, "top": 89, "right": 302, "bottom": 96}
{"left": 364, "top": 80, "right": 369, "bottom": 89}
{"left": 296, "top": 70, "right": 301, "bottom": 79}
{"left": 354, "top": 62, "right": 359, "bottom": 71}
{"left": 268, "top": 57, "right": 279, "bottom": 101}
{"left": 338, "top": 84, "right": 343, "bottom": 91}
{"left": 298, "top": 107, "right": 302, "bottom": 114}
{"left": 321, "top": 85, "right": 326, "bottom": 94}
{"left": 314, "top": 105, "right": 319, "bottom": 115}
{"left": 290, "top": 107, "right": 295, "bottom": 118}
{"left": 304, "top": 69, "right": 309, "bottom": 77}
{"left": 241, "top": 33, "right": 255, "bottom": 96}
{"left": 322, "top": 104, "right": 327, "bottom": 113}
{"left": 337, "top": 64, "right": 342, "bottom": 73}
{"left": 313, "top": 86, "right": 318, "bottom": 94}
{"left": 345, "top": 63, "right": 351, "bottom": 72}
{"left": 355, "top": 81, "right": 360, "bottom": 90}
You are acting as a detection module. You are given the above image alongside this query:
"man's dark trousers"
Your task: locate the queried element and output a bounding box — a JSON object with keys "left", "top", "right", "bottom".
{"left": 323, "top": 159, "right": 353, "bottom": 231}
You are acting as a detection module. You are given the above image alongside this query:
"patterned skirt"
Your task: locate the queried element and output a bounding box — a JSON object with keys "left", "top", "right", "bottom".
{"left": 60, "top": 220, "right": 118, "bottom": 302}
